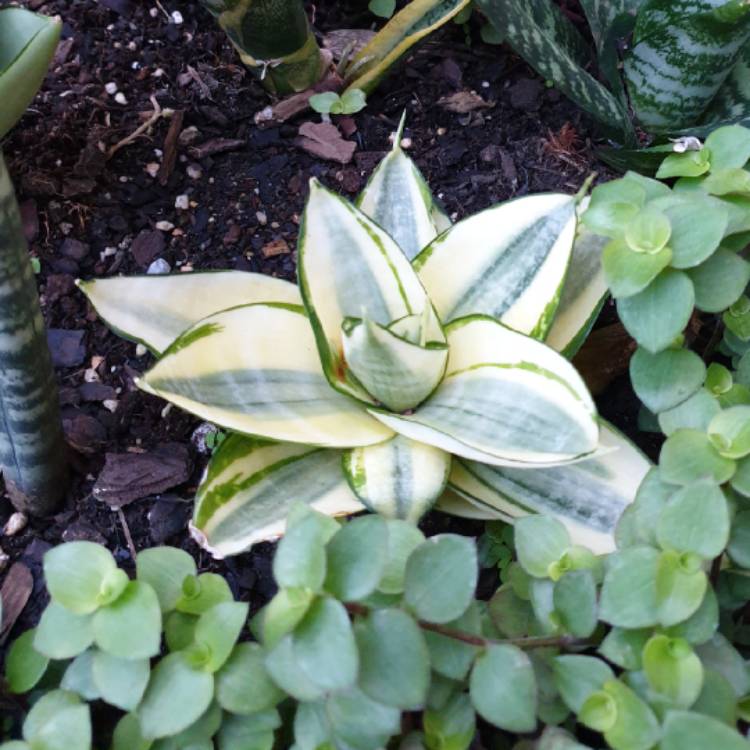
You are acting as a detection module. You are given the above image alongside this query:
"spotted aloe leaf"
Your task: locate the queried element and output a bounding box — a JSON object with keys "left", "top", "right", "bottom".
{"left": 623, "top": 0, "right": 750, "bottom": 132}
{"left": 474, "top": 0, "right": 634, "bottom": 142}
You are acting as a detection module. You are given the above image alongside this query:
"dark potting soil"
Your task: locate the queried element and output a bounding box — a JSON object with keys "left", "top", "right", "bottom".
{"left": 0, "top": 0, "right": 646, "bottom": 640}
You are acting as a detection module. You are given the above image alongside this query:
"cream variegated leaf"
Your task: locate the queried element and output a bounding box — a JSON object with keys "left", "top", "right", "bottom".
{"left": 357, "top": 116, "right": 445, "bottom": 260}
{"left": 342, "top": 435, "right": 451, "bottom": 522}
{"left": 369, "top": 315, "right": 599, "bottom": 467}
{"left": 342, "top": 317, "right": 447, "bottom": 412}
{"left": 413, "top": 193, "right": 577, "bottom": 338}
{"left": 192, "top": 435, "right": 362, "bottom": 558}
{"left": 78, "top": 272, "right": 302, "bottom": 355}
{"left": 139, "top": 303, "right": 393, "bottom": 448}
{"left": 298, "top": 180, "right": 431, "bottom": 404}
{"left": 448, "top": 421, "right": 650, "bottom": 554}
{"left": 545, "top": 223, "right": 609, "bottom": 358}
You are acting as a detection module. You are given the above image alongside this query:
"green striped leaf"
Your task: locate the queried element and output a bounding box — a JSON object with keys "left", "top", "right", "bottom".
{"left": 342, "top": 317, "right": 447, "bottom": 412}
{"left": 545, "top": 222, "right": 608, "bottom": 358}
{"left": 623, "top": 0, "right": 750, "bottom": 131}
{"left": 298, "top": 179, "right": 431, "bottom": 404}
{"left": 78, "top": 272, "right": 302, "bottom": 355}
{"left": 0, "top": 8, "right": 61, "bottom": 139}
{"left": 579, "top": 0, "right": 645, "bottom": 52}
{"left": 357, "top": 115, "right": 447, "bottom": 260}
{"left": 435, "top": 487, "right": 514, "bottom": 523}
{"left": 342, "top": 435, "right": 451, "bottom": 522}
{"left": 191, "top": 434, "right": 362, "bottom": 558}
{"left": 475, "top": 0, "right": 633, "bottom": 141}
{"left": 139, "top": 303, "right": 393, "bottom": 448}
{"left": 413, "top": 194, "right": 578, "bottom": 338}
{"left": 369, "top": 315, "right": 598, "bottom": 467}
{"left": 344, "top": 0, "right": 471, "bottom": 93}
{"left": 448, "top": 422, "right": 650, "bottom": 554}
{"left": 703, "top": 42, "right": 750, "bottom": 127}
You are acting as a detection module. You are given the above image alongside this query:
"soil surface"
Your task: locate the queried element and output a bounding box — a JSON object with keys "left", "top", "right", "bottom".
{"left": 0, "top": 0, "right": 643, "bottom": 641}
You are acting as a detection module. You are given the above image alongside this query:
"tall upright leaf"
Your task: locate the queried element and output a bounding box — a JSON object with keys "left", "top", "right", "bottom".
{"left": 624, "top": 0, "right": 750, "bottom": 131}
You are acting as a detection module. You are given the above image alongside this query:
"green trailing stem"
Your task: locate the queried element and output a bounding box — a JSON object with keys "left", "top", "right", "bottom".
{"left": 0, "top": 153, "right": 67, "bottom": 515}
{"left": 197, "top": 0, "right": 326, "bottom": 95}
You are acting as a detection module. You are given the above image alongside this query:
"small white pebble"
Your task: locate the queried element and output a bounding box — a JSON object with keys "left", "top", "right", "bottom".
{"left": 105, "top": 81, "right": 118, "bottom": 95}
{"left": 155, "top": 220, "right": 174, "bottom": 231}
{"left": 0, "top": 550, "right": 9, "bottom": 573}
{"left": 149, "top": 6, "right": 159, "bottom": 16}
{"left": 180, "top": 263, "right": 194, "bottom": 273}
{"left": 161, "top": 403, "right": 173, "bottom": 418}
{"left": 127, "top": 41, "right": 137, "bottom": 51}
{"left": 131, "top": 61, "right": 140, "bottom": 70}
{"left": 186, "top": 164, "right": 202, "bottom": 180}
{"left": 256, "top": 211, "right": 268, "bottom": 225}
{"left": 437, "top": 127, "right": 447, "bottom": 136}
{"left": 152, "top": 67, "right": 165, "bottom": 78}
{"left": 400, "top": 137, "right": 412, "bottom": 149}
{"left": 3, "top": 512, "right": 27, "bottom": 537}
{"left": 174, "top": 194, "right": 189, "bottom": 210}
{"left": 145, "top": 162, "right": 160, "bottom": 178}
{"left": 103, "top": 399, "right": 119, "bottom": 413}
{"left": 60, "top": 222, "right": 73, "bottom": 235}
{"left": 147, "top": 258, "right": 172, "bottom": 274}
{"left": 481, "top": 81, "right": 490, "bottom": 88}
{"left": 100, "top": 246, "right": 117, "bottom": 260}
{"left": 114, "top": 92, "right": 128, "bottom": 105}
{"left": 135, "top": 343, "right": 147, "bottom": 357}
{"left": 84, "top": 367, "right": 101, "bottom": 383}
{"left": 171, "top": 10, "right": 183, "bottom": 24}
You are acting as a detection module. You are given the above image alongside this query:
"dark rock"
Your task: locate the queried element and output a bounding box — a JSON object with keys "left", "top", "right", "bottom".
{"left": 148, "top": 496, "right": 190, "bottom": 543}
{"left": 60, "top": 238, "right": 89, "bottom": 260}
{"left": 50, "top": 257, "right": 80, "bottom": 275}
{"left": 78, "top": 382, "right": 117, "bottom": 402}
{"left": 18, "top": 199, "right": 39, "bottom": 243}
{"left": 47, "top": 329, "right": 86, "bottom": 368}
{"left": 63, "top": 412, "right": 107, "bottom": 454}
{"left": 62, "top": 520, "right": 107, "bottom": 545}
{"left": 94, "top": 443, "right": 192, "bottom": 508}
{"left": 130, "top": 229, "right": 165, "bottom": 268}
{"left": 45, "top": 273, "right": 75, "bottom": 304}
{"left": 58, "top": 386, "right": 81, "bottom": 407}
{"left": 509, "top": 77, "right": 543, "bottom": 111}
{"left": 223, "top": 224, "right": 242, "bottom": 245}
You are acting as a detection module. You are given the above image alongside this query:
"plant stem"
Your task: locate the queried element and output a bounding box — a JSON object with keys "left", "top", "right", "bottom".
{"left": 0, "top": 152, "right": 67, "bottom": 515}
{"left": 344, "top": 602, "right": 592, "bottom": 650}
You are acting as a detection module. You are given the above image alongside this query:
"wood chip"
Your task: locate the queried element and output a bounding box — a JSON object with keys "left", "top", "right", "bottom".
{"left": 93, "top": 443, "right": 192, "bottom": 508}
{"left": 0, "top": 562, "right": 33, "bottom": 643}
{"left": 573, "top": 323, "right": 636, "bottom": 396}
{"left": 295, "top": 121, "right": 356, "bottom": 164}
{"left": 188, "top": 138, "right": 245, "bottom": 159}
{"left": 158, "top": 109, "right": 185, "bottom": 186}
{"left": 262, "top": 238, "right": 291, "bottom": 258}
{"left": 438, "top": 90, "right": 495, "bottom": 114}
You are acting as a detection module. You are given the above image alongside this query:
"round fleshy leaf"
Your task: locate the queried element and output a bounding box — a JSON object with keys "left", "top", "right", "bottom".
{"left": 599, "top": 547, "right": 659, "bottom": 628}
{"left": 355, "top": 608, "right": 430, "bottom": 710}
{"left": 658, "top": 389, "right": 721, "bottom": 436}
{"left": 705, "top": 125, "right": 750, "bottom": 170}
{"left": 326, "top": 688, "right": 401, "bottom": 749}
{"left": 656, "top": 150, "right": 711, "bottom": 179}
{"left": 92, "top": 581, "right": 162, "bottom": 660}
{"left": 176, "top": 572, "right": 233, "bottom": 615}
{"left": 111, "top": 713, "right": 151, "bottom": 750}
{"left": 643, "top": 634, "right": 703, "bottom": 707}
{"left": 43, "top": 542, "right": 125, "bottom": 614}
{"left": 423, "top": 693, "right": 476, "bottom": 750}
{"left": 189, "top": 601, "right": 249, "bottom": 673}
{"left": 137, "top": 653, "right": 214, "bottom": 739}
{"left": 582, "top": 179, "right": 646, "bottom": 238}
{"left": 470, "top": 645, "right": 536, "bottom": 732}
{"left": 424, "top": 600, "right": 482, "bottom": 680}
{"left": 404, "top": 535, "right": 478, "bottom": 623}
{"left": 657, "top": 482, "right": 730, "bottom": 559}
{"left": 655, "top": 549, "right": 707, "bottom": 627}
{"left": 660, "top": 429, "right": 736, "bottom": 485}
{"left": 61, "top": 652, "right": 99, "bottom": 701}
{"left": 5, "top": 629, "right": 48, "bottom": 693}
{"left": 659, "top": 195, "right": 728, "bottom": 269}
{"left": 630, "top": 347, "right": 705, "bottom": 414}
{"left": 216, "top": 642, "right": 284, "bottom": 715}
{"left": 514, "top": 515, "right": 571, "bottom": 579}
{"left": 377, "top": 520, "right": 425, "bottom": 595}
{"left": 665, "top": 586, "right": 719, "bottom": 646}
{"left": 293, "top": 597, "right": 358, "bottom": 692}
{"left": 259, "top": 587, "right": 314, "bottom": 649}
{"left": 553, "top": 569, "right": 598, "bottom": 638}
{"left": 661, "top": 710, "right": 750, "bottom": 750}
{"left": 617, "top": 269, "right": 694, "bottom": 353}
{"left": 602, "top": 239, "right": 672, "bottom": 299}
{"left": 553, "top": 655, "right": 614, "bottom": 713}
{"left": 688, "top": 248, "right": 750, "bottom": 313}
{"left": 135, "top": 547, "right": 196, "bottom": 612}
{"left": 324, "top": 515, "right": 389, "bottom": 601}
{"left": 91, "top": 652, "right": 149, "bottom": 712}
{"left": 728, "top": 509, "right": 750, "bottom": 567}
{"left": 34, "top": 603, "right": 94, "bottom": 659}
{"left": 707, "top": 405, "right": 750, "bottom": 458}
{"left": 624, "top": 208, "right": 671, "bottom": 254}
{"left": 598, "top": 627, "right": 650, "bottom": 671}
